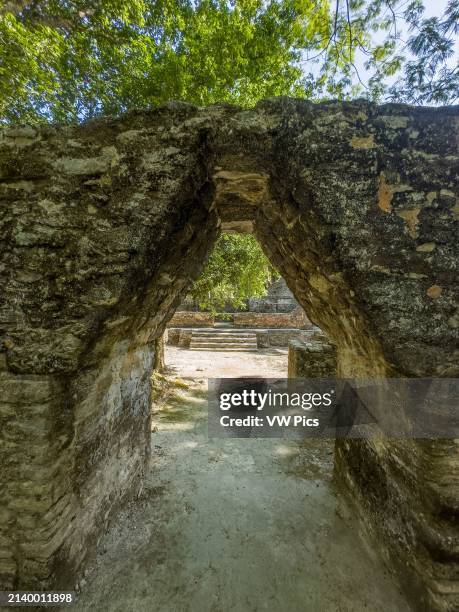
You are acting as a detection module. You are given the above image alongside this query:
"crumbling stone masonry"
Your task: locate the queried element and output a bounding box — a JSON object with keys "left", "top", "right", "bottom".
{"left": 0, "top": 99, "right": 457, "bottom": 610}
{"left": 247, "top": 277, "right": 299, "bottom": 313}
{"left": 288, "top": 330, "right": 337, "bottom": 378}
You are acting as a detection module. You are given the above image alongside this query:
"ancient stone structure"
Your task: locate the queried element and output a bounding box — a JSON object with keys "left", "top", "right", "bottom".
{"left": 248, "top": 277, "right": 298, "bottom": 312}
{"left": 167, "top": 326, "right": 310, "bottom": 349}
{"left": 233, "top": 305, "right": 309, "bottom": 328}
{"left": 168, "top": 311, "right": 214, "bottom": 327}
{"left": 176, "top": 276, "right": 299, "bottom": 314}
{"left": 0, "top": 99, "right": 457, "bottom": 609}
{"left": 168, "top": 305, "right": 308, "bottom": 329}
{"left": 288, "top": 330, "right": 337, "bottom": 378}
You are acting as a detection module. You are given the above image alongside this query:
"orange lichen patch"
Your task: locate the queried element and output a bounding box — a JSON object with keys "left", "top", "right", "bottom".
{"left": 427, "top": 285, "right": 442, "bottom": 298}
{"left": 397, "top": 208, "right": 420, "bottom": 238}
{"left": 378, "top": 174, "right": 416, "bottom": 214}
{"left": 378, "top": 173, "right": 393, "bottom": 212}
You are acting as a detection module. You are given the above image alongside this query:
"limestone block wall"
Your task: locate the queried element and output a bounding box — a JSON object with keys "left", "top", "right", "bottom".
{"left": 234, "top": 307, "right": 310, "bottom": 328}
{"left": 248, "top": 277, "right": 299, "bottom": 313}
{"left": 0, "top": 99, "right": 457, "bottom": 608}
{"left": 0, "top": 370, "right": 70, "bottom": 589}
{"left": 288, "top": 330, "right": 459, "bottom": 610}
{"left": 334, "top": 437, "right": 459, "bottom": 611}
{"left": 167, "top": 327, "right": 309, "bottom": 348}
{"left": 255, "top": 328, "right": 309, "bottom": 347}
{"left": 168, "top": 311, "right": 215, "bottom": 327}
{"left": 0, "top": 105, "right": 220, "bottom": 589}
{"left": 288, "top": 331, "right": 337, "bottom": 378}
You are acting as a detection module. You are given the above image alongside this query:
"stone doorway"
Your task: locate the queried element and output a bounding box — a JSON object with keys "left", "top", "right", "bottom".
{"left": 0, "top": 99, "right": 457, "bottom": 610}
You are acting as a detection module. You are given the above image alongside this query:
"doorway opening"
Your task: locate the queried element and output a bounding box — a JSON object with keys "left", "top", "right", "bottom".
{"left": 71, "top": 235, "right": 413, "bottom": 610}
{"left": 164, "top": 232, "right": 315, "bottom": 380}
{"left": 96, "top": 233, "right": 412, "bottom": 612}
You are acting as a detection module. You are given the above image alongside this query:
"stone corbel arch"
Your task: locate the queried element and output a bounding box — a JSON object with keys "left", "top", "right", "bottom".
{"left": 0, "top": 99, "right": 457, "bottom": 610}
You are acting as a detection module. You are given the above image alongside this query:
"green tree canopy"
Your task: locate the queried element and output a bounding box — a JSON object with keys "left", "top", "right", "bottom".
{"left": 1, "top": 1, "right": 457, "bottom": 125}
{"left": 388, "top": 0, "right": 459, "bottom": 104}
{"left": 0, "top": 0, "right": 328, "bottom": 123}
{"left": 188, "top": 234, "right": 279, "bottom": 313}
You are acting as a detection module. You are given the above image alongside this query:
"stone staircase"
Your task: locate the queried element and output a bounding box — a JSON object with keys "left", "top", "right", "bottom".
{"left": 189, "top": 329, "right": 258, "bottom": 351}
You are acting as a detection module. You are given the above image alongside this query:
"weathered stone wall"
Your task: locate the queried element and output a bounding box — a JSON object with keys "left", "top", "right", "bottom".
{"left": 288, "top": 331, "right": 337, "bottom": 378}
{"left": 248, "top": 277, "right": 298, "bottom": 313}
{"left": 168, "top": 311, "right": 215, "bottom": 327}
{"left": 334, "top": 437, "right": 459, "bottom": 612}
{"left": 169, "top": 329, "right": 193, "bottom": 348}
{"left": 234, "top": 306, "right": 309, "bottom": 328}
{"left": 0, "top": 99, "right": 457, "bottom": 608}
{"left": 167, "top": 327, "right": 309, "bottom": 348}
{"left": 0, "top": 105, "right": 220, "bottom": 589}
{"left": 0, "top": 370, "right": 70, "bottom": 589}
{"left": 255, "top": 328, "right": 309, "bottom": 348}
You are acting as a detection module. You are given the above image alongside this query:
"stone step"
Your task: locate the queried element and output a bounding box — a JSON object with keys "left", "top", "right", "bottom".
{"left": 190, "top": 329, "right": 257, "bottom": 333}
{"left": 191, "top": 334, "right": 257, "bottom": 342}
{"left": 190, "top": 331, "right": 257, "bottom": 336}
{"left": 190, "top": 345, "right": 258, "bottom": 351}
{"left": 190, "top": 330, "right": 258, "bottom": 351}
{"left": 189, "top": 346, "right": 258, "bottom": 351}
{"left": 190, "top": 335, "right": 257, "bottom": 340}
{"left": 189, "top": 328, "right": 258, "bottom": 351}
{"left": 191, "top": 338, "right": 257, "bottom": 344}
{"left": 190, "top": 339, "right": 257, "bottom": 346}
{"left": 189, "top": 340, "right": 256, "bottom": 344}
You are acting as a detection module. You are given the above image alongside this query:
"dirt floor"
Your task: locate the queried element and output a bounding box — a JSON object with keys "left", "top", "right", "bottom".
{"left": 166, "top": 346, "right": 290, "bottom": 378}
{"left": 71, "top": 347, "right": 412, "bottom": 612}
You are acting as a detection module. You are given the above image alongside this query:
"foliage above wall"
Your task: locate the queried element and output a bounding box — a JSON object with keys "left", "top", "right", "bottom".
{"left": 1, "top": 1, "right": 457, "bottom": 125}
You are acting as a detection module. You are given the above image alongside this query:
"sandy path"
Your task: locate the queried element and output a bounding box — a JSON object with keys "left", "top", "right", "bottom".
{"left": 165, "top": 346, "right": 289, "bottom": 378}
{"left": 71, "top": 348, "right": 411, "bottom": 612}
